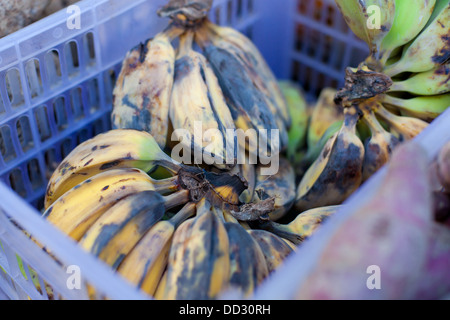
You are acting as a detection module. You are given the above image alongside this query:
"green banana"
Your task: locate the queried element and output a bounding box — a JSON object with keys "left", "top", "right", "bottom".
{"left": 278, "top": 81, "right": 309, "bottom": 163}
{"left": 379, "top": 0, "right": 437, "bottom": 66}
{"left": 384, "top": 1, "right": 450, "bottom": 76}
{"left": 295, "top": 108, "right": 365, "bottom": 212}
{"left": 117, "top": 202, "right": 196, "bottom": 297}
{"left": 169, "top": 31, "right": 237, "bottom": 170}
{"left": 79, "top": 190, "right": 189, "bottom": 270}
{"left": 389, "top": 62, "right": 450, "bottom": 96}
{"left": 382, "top": 93, "right": 450, "bottom": 122}
{"left": 44, "top": 129, "right": 180, "bottom": 208}
{"left": 112, "top": 25, "right": 182, "bottom": 149}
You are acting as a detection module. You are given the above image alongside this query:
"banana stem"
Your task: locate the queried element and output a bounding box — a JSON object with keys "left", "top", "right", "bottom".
{"left": 163, "top": 189, "right": 190, "bottom": 210}
{"left": 193, "top": 22, "right": 211, "bottom": 49}
{"left": 383, "top": 94, "right": 406, "bottom": 109}
{"left": 152, "top": 176, "right": 180, "bottom": 194}
{"left": 259, "top": 221, "right": 304, "bottom": 245}
{"left": 178, "top": 30, "right": 194, "bottom": 56}
{"left": 170, "top": 202, "right": 196, "bottom": 228}
{"left": 162, "top": 23, "right": 185, "bottom": 41}
{"left": 363, "top": 109, "right": 388, "bottom": 136}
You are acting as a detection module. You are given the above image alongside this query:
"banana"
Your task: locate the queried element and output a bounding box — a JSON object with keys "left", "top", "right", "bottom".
{"left": 223, "top": 219, "right": 269, "bottom": 297}
{"left": 382, "top": 93, "right": 450, "bottom": 122}
{"left": 260, "top": 205, "right": 341, "bottom": 245}
{"left": 389, "top": 62, "right": 450, "bottom": 96}
{"left": 307, "top": 88, "right": 343, "bottom": 150}
{"left": 379, "top": 0, "right": 437, "bottom": 66}
{"left": 295, "top": 107, "right": 365, "bottom": 212}
{"left": 117, "top": 202, "right": 196, "bottom": 297}
{"left": 43, "top": 168, "right": 165, "bottom": 241}
{"left": 335, "top": 0, "right": 395, "bottom": 65}
{"left": 252, "top": 157, "right": 296, "bottom": 221}
{"left": 162, "top": 198, "right": 230, "bottom": 300}
{"left": 169, "top": 31, "right": 237, "bottom": 170}
{"left": 437, "top": 140, "right": 450, "bottom": 192}
{"left": 360, "top": 106, "right": 400, "bottom": 181}
{"left": 154, "top": 268, "right": 169, "bottom": 300}
{"left": 111, "top": 25, "right": 182, "bottom": 149}
{"left": 79, "top": 190, "right": 189, "bottom": 270}
{"left": 195, "top": 23, "right": 283, "bottom": 159}
{"left": 44, "top": 129, "right": 181, "bottom": 208}
{"left": 204, "top": 20, "right": 291, "bottom": 130}
{"left": 384, "top": 1, "right": 450, "bottom": 76}
{"left": 247, "top": 229, "right": 293, "bottom": 274}
{"left": 278, "top": 81, "right": 309, "bottom": 163}
{"left": 374, "top": 102, "right": 429, "bottom": 140}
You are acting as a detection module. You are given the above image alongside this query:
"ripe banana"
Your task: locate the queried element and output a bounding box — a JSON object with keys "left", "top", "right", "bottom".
{"left": 204, "top": 20, "right": 291, "bottom": 131}
{"left": 79, "top": 190, "right": 189, "bottom": 270}
{"left": 437, "top": 140, "right": 450, "bottom": 192}
{"left": 389, "top": 62, "right": 450, "bottom": 96}
{"left": 162, "top": 198, "right": 230, "bottom": 300}
{"left": 384, "top": 1, "right": 450, "bottom": 76}
{"left": 307, "top": 88, "right": 343, "bottom": 150}
{"left": 44, "top": 129, "right": 180, "bottom": 208}
{"left": 169, "top": 31, "right": 237, "bottom": 169}
{"left": 224, "top": 220, "right": 269, "bottom": 297}
{"left": 252, "top": 157, "right": 296, "bottom": 221}
{"left": 112, "top": 25, "right": 182, "bottom": 149}
{"left": 117, "top": 202, "right": 196, "bottom": 297}
{"left": 335, "top": 0, "right": 395, "bottom": 65}
{"left": 361, "top": 106, "right": 400, "bottom": 181}
{"left": 195, "top": 23, "right": 283, "bottom": 159}
{"left": 382, "top": 93, "right": 450, "bottom": 122}
{"left": 295, "top": 108, "right": 365, "bottom": 212}
{"left": 247, "top": 229, "right": 293, "bottom": 274}
{"left": 261, "top": 205, "right": 341, "bottom": 245}
{"left": 43, "top": 168, "right": 164, "bottom": 241}
{"left": 374, "top": 102, "right": 429, "bottom": 140}
{"left": 278, "top": 81, "right": 309, "bottom": 164}
{"left": 379, "top": 0, "right": 437, "bottom": 66}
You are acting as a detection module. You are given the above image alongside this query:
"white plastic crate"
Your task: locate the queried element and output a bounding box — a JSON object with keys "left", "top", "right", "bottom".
{"left": 0, "top": 0, "right": 448, "bottom": 300}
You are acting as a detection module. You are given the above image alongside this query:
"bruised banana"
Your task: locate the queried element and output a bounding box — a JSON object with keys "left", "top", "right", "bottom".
{"left": 43, "top": 168, "right": 170, "bottom": 241}
{"left": 361, "top": 106, "right": 400, "bottom": 181}
{"left": 169, "top": 31, "right": 237, "bottom": 169}
{"left": 278, "top": 81, "right": 309, "bottom": 163}
{"left": 382, "top": 93, "right": 450, "bottom": 122}
{"left": 117, "top": 202, "right": 196, "bottom": 297}
{"left": 44, "top": 129, "right": 180, "bottom": 209}
{"left": 112, "top": 25, "right": 183, "bottom": 149}
{"left": 79, "top": 190, "right": 189, "bottom": 270}
{"left": 195, "top": 23, "right": 283, "bottom": 159}
{"left": 389, "top": 62, "right": 450, "bottom": 96}
{"left": 252, "top": 157, "right": 296, "bottom": 221}
{"left": 204, "top": 20, "right": 291, "bottom": 130}
{"left": 334, "top": 0, "right": 395, "bottom": 64}
{"left": 162, "top": 198, "right": 230, "bottom": 300}
{"left": 374, "top": 102, "right": 429, "bottom": 140}
{"left": 384, "top": 1, "right": 450, "bottom": 76}
{"left": 295, "top": 108, "right": 365, "bottom": 212}
{"left": 260, "top": 205, "right": 341, "bottom": 245}
{"left": 247, "top": 229, "right": 294, "bottom": 274}
{"left": 379, "top": 0, "right": 437, "bottom": 66}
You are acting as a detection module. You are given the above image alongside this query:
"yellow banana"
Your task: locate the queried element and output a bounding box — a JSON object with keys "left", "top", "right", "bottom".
{"left": 252, "top": 157, "right": 296, "bottom": 221}
{"left": 384, "top": 1, "right": 450, "bottom": 76}
{"left": 295, "top": 108, "right": 365, "bottom": 212}
{"left": 79, "top": 190, "right": 189, "bottom": 270}
{"left": 44, "top": 129, "right": 180, "bottom": 208}
{"left": 169, "top": 31, "right": 237, "bottom": 170}
{"left": 382, "top": 93, "right": 450, "bottom": 122}
{"left": 43, "top": 168, "right": 162, "bottom": 241}
{"left": 117, "top": 202, "right": 196, "bottom": 297}
{"left": 389, "top": 62, "right": 450, "bottom": 96}
{"left": 162, "top": 198, "right": 230, "bottom": 300}
{"left": 112, "top": 25, "right": 183, "bottom": 149}
{"left": 260, "top": 205, "right": 341, "bottom": 245}
{"left": 247, "top": 229, "right": 293, "bottom": 274}
{"left": 379, "top": 0, "right": 437, "bottom": 66}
